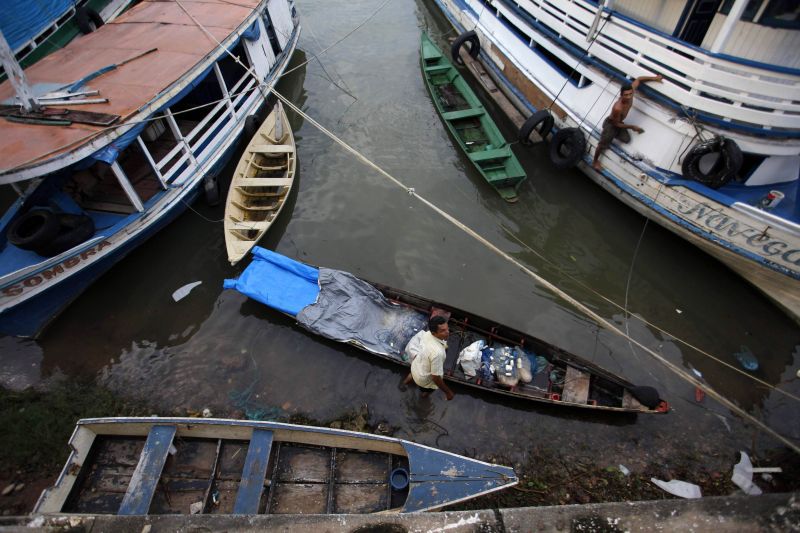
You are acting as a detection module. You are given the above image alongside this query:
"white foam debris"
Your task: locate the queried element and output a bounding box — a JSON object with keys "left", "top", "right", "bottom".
{"left": 172, "top": 281, "right": 202, "bottom": 302}
{"left": 27, "top": 516, "right": 45, "bottom": 528}
{"left": 650, "top": 478, "right": 702, "bottom": 499}
{"left": 425, "top": 513, "right": 482, "bottom": 532}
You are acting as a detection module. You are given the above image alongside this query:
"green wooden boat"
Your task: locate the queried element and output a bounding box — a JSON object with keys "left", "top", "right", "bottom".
{"left": 420, "top": 32, "right": 526, "bottom": 203}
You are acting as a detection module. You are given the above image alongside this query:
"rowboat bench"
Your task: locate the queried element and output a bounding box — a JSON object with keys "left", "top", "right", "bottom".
{"left": 442, "top": 108, "right": 485, "bottom": 121}
{"left": 470, "top": 148, "right": 509, "bottom": 162}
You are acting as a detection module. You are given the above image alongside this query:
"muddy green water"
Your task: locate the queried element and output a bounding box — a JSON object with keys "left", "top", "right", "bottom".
{"left": 2, "top": 0, "right": 798, "bottom": 467}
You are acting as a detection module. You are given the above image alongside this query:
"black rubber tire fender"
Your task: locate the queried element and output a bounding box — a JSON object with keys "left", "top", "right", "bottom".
{"left": 204, "top": 174, "right": 220, "bottom": 207}
{"left": 451, "top": 30, "right": 480, "bottom": 66}
{"left": 519, "top": 110, "right": 554, "bottom": 145}
{"left": 7, "top": 210, "right": 60, "bottom": 251}
{"left": 548, "top": 127, "right": 586, "bottom": 169}
{"left": 244, "top": 114, "right": 261, "bottom": 140}
{"left": 34, "top": 214, "right": 95, "bottom": 257}
{"left": 681, "top": 138, "right": 742, "bottom": 189}
{"left": 629, "top": 385, "right": 662, "bottom": 410}
{"left": 76, "top": 7, "right": 104, "bottom": 35}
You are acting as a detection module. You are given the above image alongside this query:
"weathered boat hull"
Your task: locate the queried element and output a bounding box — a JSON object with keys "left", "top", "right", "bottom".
{"left": 34, "top": 417, "right": 517, "bottom": 515}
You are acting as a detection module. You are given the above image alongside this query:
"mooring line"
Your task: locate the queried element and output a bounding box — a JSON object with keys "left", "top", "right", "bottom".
{"left": 176, "top": 1, "right": 800, "bottom": 454}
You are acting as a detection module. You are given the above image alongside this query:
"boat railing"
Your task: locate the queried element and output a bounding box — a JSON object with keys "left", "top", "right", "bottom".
{"left": 492, "top": 0, "right": 800, "bottom": 132}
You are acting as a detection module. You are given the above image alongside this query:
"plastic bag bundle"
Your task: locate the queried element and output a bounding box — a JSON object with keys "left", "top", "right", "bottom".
{"left": 516, "top": 347, "right": 533, "bottom": 383}
{"left": 478, "top": 347, "right": 495, "bottom": 382}
{"left": 495, "top": 346, "right": 519, "bottom": 387}
{"left": 457, "top": 339, "right": 485, "bottom": 378}
{"left": 402, "top": 329, "right": 425, "bottom": 362}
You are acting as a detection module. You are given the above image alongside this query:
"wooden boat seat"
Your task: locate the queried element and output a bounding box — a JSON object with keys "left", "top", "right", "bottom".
{"left": 227, "top": 219, "right": 271, "bottom": 230}
{"left": 424, "top": 64, "right": 450, "bottom": 74}
{"left": 236, "top": 187, "right": 286, "bottom": 198}
{"left": 233, "top": 429, "right": 274, "bottom": 514}
{"left": 235, "top": 177, "right": 293, "bottom": 187}
{"left": 118, "top": 425, "right": 177, "bottom": 515}
{"left": 442, "top": 108, "right": 485, "bottom": 121}
{"left": 232, "top": 199, "right": 278, "bottom": 211}
{"left": 561, "top": 365, "right": 591, "bottom": 404}
{"left": 250, "top": 144, "right": 293, "bottom": 154}
{"left": 470, "top": 148, "right": 509, "bottom": 162}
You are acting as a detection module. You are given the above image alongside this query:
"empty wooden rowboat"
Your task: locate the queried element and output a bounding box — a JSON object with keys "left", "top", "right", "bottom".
{"left": 225, "top": 102, "right": 296, "bottom": 265}
{"left": 34, "top": 417, "right": 518, "bottom": 515}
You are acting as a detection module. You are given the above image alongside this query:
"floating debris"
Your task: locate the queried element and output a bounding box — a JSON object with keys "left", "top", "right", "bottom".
{"left": 172, "top": 281, "right": 202, "bottom": 302}
{"left": 733, "top": 345, "right": 759, "bottom": 371}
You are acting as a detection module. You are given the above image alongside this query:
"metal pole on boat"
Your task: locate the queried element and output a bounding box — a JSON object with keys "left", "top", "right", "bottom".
{"left": 586, "top": 0, "right": 609, "bottom": 43}
{"left": 110, "top": 162, "right": 145, "bottom": 212}
{"left": 709, "top": 0, "right": 749, "bottom": 53}
{"left": 0, "top": 30, "right": 40, "bottom": 112}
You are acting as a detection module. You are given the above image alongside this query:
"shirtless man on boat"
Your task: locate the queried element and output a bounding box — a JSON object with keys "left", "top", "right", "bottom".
{"left": 402, "top": 316, "right": 455, "bottom": 400}
{"left": 592, "top": 74, "right": 663, "bottom": 171}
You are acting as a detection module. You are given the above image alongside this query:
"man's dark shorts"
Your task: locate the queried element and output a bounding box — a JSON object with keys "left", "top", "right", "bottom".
{"left": 599, "top": 118, "right": 631, "bottom": 146}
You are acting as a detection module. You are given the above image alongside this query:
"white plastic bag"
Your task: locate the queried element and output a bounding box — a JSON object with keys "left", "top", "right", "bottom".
{"left": 650, "top": 478, "right": 702, "bottom": 499}
{"left": 731, "top": 451, "right": 763, "bottom": 496}
{"left": 457, "top": 340, "right": 484, "bottom": 378}
{"left": 403, "top": 330, "right": 426, "bottom": 362}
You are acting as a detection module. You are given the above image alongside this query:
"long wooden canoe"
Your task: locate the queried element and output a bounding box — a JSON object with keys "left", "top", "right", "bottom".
{"left": 35, "top": 417, "right": 517, "bottom": 515}
{"left": 420, "top": 32, "right": 526, "bottom": 203}
{"left": 225, "top": 102, "right": 296, "bottom": 265}
{"left": 224, "top": 248, "right": 670, "bottom": 414}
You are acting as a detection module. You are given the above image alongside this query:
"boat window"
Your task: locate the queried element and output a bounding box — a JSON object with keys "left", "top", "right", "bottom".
{"left": 266, "top": 21, "right": 282, "bottom": 56}
{"left": 721, "top": 0, "right": 800, "bottom": 29}
{"left": 66, "top": 161, "right": 138, "bottom": 214}
{"left": 497, "top": 11, "right": 588, "bottom": 87}
{"left": 139, "top": 113, "right": 183, "bottom": 179}
{"left": 114, "top": 143, "right": 163, "bottom": 204}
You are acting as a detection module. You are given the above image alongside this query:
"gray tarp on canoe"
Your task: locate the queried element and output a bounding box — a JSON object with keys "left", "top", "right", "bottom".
{"left": 296, "top": 269, "right": 427, "bottom": 359}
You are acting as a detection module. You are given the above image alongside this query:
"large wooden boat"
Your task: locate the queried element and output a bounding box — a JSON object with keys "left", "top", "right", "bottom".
{"left": 431, "top": 0, "right": 800, "bottom": 322}
{"left": 34, "top": 417, "right": 517, "bottom": 515}
{"left": 224, "top": 247, "right": 670, "bottom": 414}
{"left": 0, "top": 0, "right": 300, "bottom": 337}
{"left": 225, "top": 102, "right": 296, "bottom": 265}
{"left": 420, "top": 32, "right": 526, "bottom": 203}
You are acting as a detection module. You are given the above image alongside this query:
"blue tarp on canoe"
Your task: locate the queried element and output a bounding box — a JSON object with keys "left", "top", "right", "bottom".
{"left": 222, "top": 247, "right": 320, "bottom": 317}
{"left": 224, "top": 248, "right": 427, "bottom": 357}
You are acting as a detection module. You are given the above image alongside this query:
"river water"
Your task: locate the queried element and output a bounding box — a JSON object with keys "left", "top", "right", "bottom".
{"left": 2, "top": 0, "right": 798, "bottom": 468}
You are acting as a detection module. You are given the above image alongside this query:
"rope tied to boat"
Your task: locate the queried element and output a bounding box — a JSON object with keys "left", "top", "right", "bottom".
{"left": 176, "top": 0, "right": 799, "bottom": 455}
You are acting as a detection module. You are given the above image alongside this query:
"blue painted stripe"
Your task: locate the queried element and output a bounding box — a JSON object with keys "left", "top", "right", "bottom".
{"left": 233, "top": 429, "right": 274, "bottom": 514}
{"left": 118, "top": 425, "right": 177, "bottom": 516}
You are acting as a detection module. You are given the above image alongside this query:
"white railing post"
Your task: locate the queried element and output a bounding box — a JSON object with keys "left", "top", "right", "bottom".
{"left": 136, "top": 136, "right": 167, "bottom": 189}
{"left": 165, "top": 108, "right": 198, "bottom": 167}
{"left": 710, "top": 0, "right": 749, "bottom": 53}
{"left": 214, "top": 63, "right": 237, "bottom": 119}
{"left": 0, "top": 30, "right": 39, "bottom": 112}
{"left": 110, "top": 162, "right": 145, "bottom": 212}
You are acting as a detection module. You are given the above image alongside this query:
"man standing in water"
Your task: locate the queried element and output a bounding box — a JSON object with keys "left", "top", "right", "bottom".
{"left": 402, "top": 316, "right": 455, "bottom": 400}
{"left": 592, "top": 74, "right": 663, "bottom": 171}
